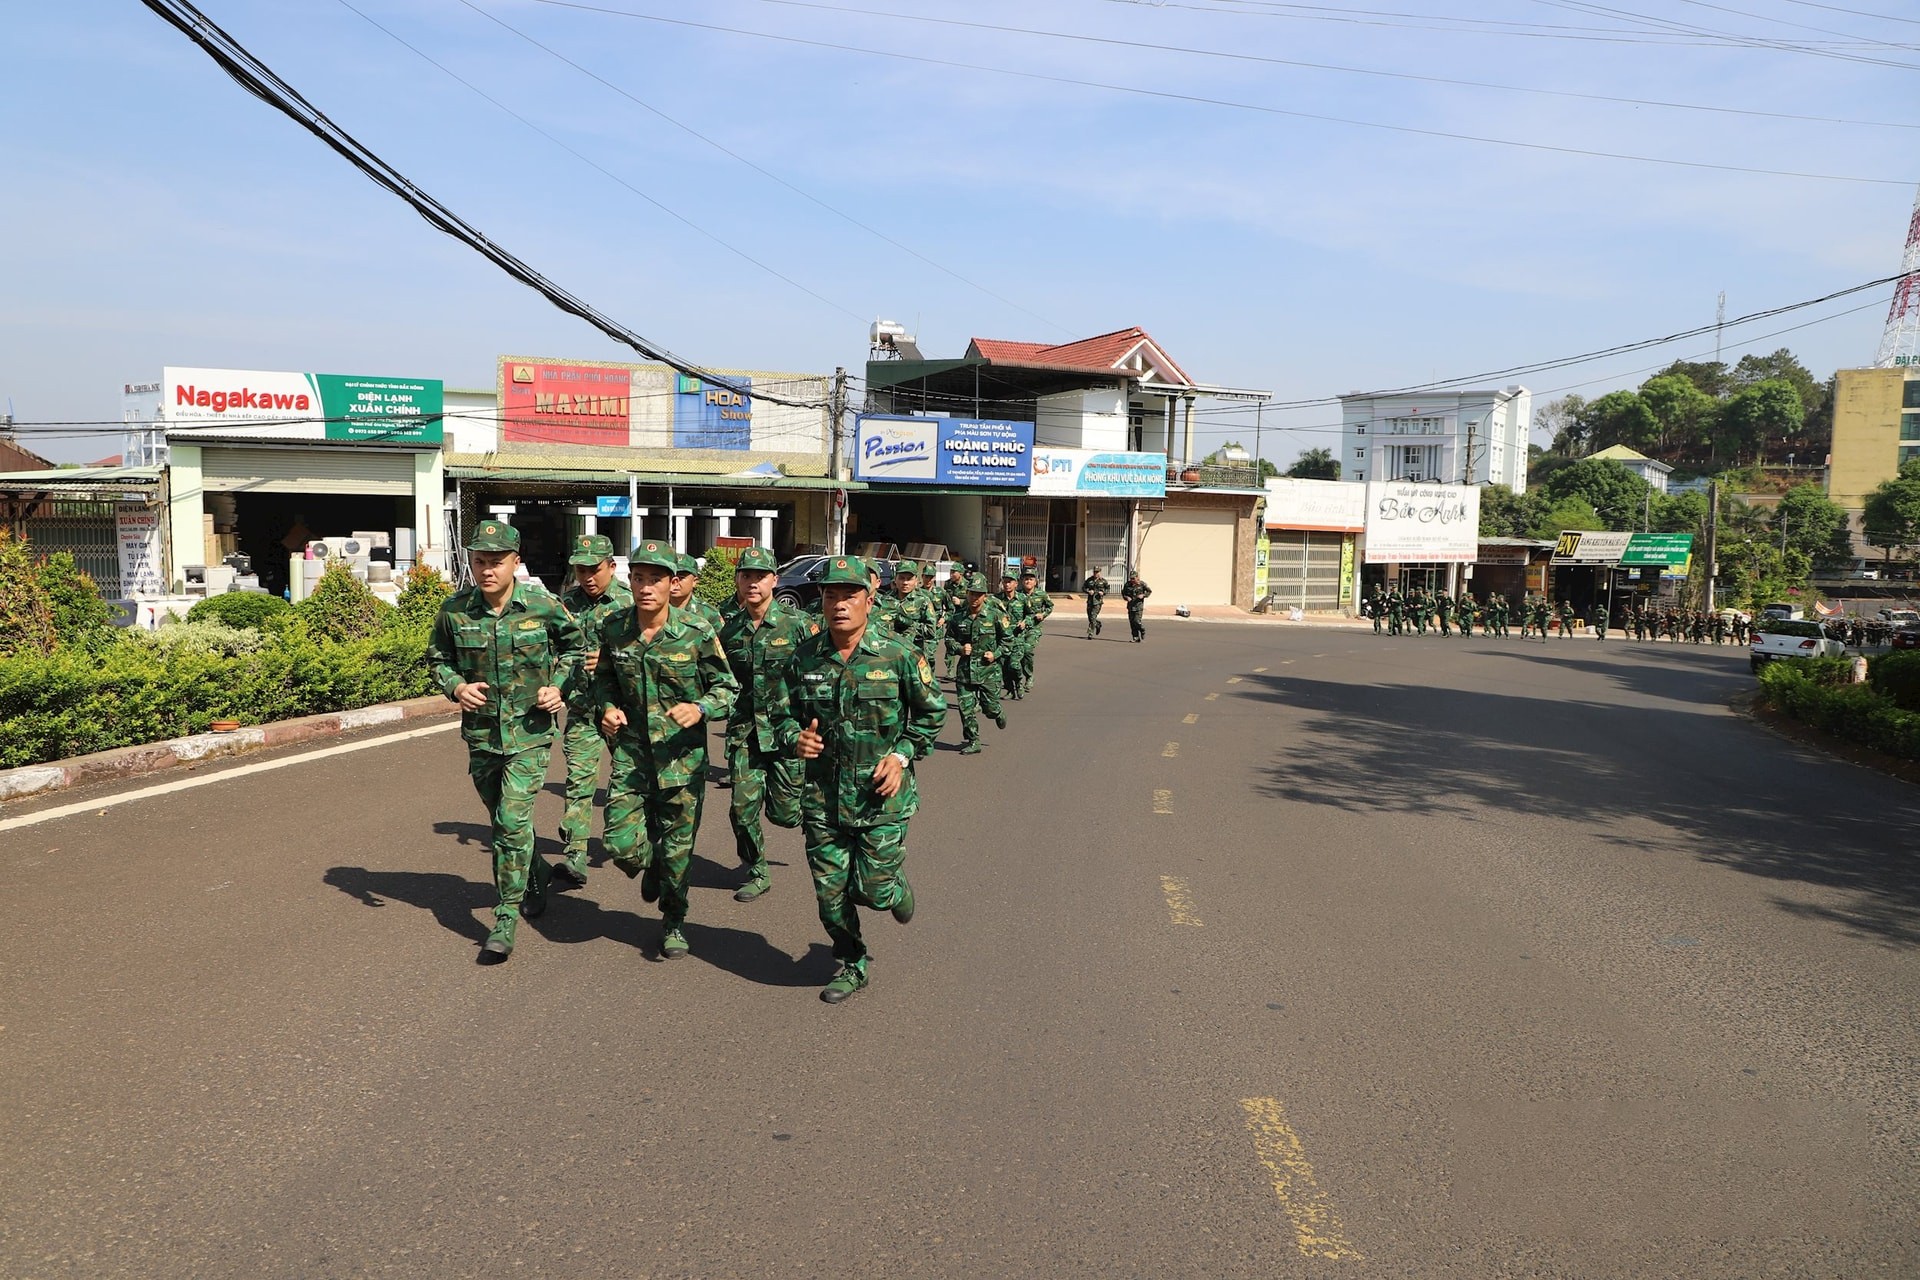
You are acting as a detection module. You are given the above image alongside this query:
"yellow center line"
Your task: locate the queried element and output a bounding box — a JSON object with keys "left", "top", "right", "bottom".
{"left": 1159, "top": 875, "right": 1203, "bottom": 926}
{"left": 1226, "top": 676, "right": 1243, "bottom": 684}
{"left": 1311, "top": 653, "right": 1328, "bottom": 659}
{"left": 1153, "top": 788, "right": 1174, "bottom": 815}
{"left": 1182, "top": 713, "right": 1199, "bottom": 725}
{"left": 1162, "top": 741, "right": 1180, "bottom": 757}
{"left": 1205, "top": 692, "right": 1220, "bottom": 702}
{"left": 1253, "top": 666, "right": 1268, "bottom": 672}
{"left": 1238, "top": 1097, "right": 1364, "bottom": 1261}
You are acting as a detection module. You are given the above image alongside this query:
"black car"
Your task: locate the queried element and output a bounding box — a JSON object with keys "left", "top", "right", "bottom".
{"left": 773, "top": 554, "right": 895, "bottom": 611}
{"left": 1892, "top": 623, "right": 1920, "bottom": 651}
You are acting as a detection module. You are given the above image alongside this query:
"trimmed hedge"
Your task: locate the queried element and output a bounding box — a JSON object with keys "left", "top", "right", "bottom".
{"left": 1758, "top": 657, "right": 1920, "bottom": 761}
{"left": 186, "top": 591, "right": 291, "bottom": 629}
{"left": 1867, "top": 650, "right": 1920, "bottom": 713}
{"left": 0, "top": 624, "right": 436, "bottom": 770}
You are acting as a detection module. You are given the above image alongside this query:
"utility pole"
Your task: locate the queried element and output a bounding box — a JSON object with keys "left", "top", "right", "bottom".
{"left": 1461, "top": 419, "right": 1476, "bottom": 485}
{"left": 1705, "top": 479, "right": 1720, "bottom": 612}
{"left": 827, "top": 366, "right": 848, "bottom": 554}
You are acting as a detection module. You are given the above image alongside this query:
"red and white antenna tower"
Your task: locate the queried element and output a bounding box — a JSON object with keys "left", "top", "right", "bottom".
{"left": 1875, "top": 184, "right": 1920, "bottom": 368}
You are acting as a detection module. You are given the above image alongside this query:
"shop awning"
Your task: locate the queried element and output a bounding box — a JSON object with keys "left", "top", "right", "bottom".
{"left": 0, "top": 466, "right": 163, "bottom": 502}
{"left": 446, "top": 464, "right": 862, "bottom": 491}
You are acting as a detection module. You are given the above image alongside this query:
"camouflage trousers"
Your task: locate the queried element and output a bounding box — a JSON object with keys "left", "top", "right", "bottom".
{"left": 603, "top": 753, "right": 703, "bottom": 928}
{"left": 954, "top": 675, "right": 1003, "bottom": 744}
{"left": 1019, "top": 633, "right": 1041, "bottom": 690}
{"left": 803, "top": 817, "right": 910, "bottom": 967}
{"left": 557, "top": 707, "right": 607, "bottom": 856}
{"left": 726, "top": 735, "right": 802, "bottom": 873}
{"left": 1000, "top": 645, "right": 1023, "bottom": 696}
{"left": 467, "top": 745, "right": 552, "bottom": 921}
{"left": 1086, "top": 599, "right": 1103, "bottom": 637}
{"left": 1127, "top": 605, "right": 1146, "bottom": 640}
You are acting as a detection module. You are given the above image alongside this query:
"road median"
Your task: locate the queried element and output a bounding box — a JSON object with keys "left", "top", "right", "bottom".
{"left": 0, "top": 696, "right": 458, "bottom": 805}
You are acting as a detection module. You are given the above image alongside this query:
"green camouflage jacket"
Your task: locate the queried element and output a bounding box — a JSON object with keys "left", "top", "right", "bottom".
{"left": 887, "top": 587, "right": 938, "bottom": 651}
{"left": 427, "top": 584, "right": 586, "bottom": 754}
{"left": 999, "top": 589, "right": 1031, "bottom": 642}
{"left": 686, "top": 596, "right": 726, "bottom": 633}
{"left": 591, "top": 605, "right": 739, "bottom": 787}
{"left": 771, "top": 626, "right": 948, "bottom": 829}
{"left": 1082, "top": 573, "right": 1110, "bottom": 603}
{"left": 559, "top": 576, "right": 634, "bottom": 707}
{"left": 946, "top": 600, "right": 1009, "bottom": 686}
{"left": 718, "top": 598, "right": 816, "bottom": 752}
{"left": 1122, "top": 578, "right": 1153, "bottom": 609}
{"left": 1021, "top": 586, "right": 1054, "bottom": 624}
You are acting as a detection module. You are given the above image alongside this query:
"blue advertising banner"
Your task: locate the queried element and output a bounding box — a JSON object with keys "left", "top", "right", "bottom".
{"left": 672, "top": 374, "right": 752, "bottom": 450}
{"left": 853, "top": 415, "right": 1033, "bottom": 486}
{"left": 596, "top": 495, "right": 632, "bottom": 517}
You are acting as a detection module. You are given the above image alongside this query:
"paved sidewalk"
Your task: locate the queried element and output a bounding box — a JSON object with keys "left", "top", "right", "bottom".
{"left": 0, "top": 695, "right": 458, "bottom": 805}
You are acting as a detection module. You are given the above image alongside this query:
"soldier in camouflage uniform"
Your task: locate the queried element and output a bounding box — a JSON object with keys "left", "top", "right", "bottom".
{"left": 672, "top": 551, "right": 727, "bottom": 632}
{"left": 593, "top": 539, "right": 739, "bottom": 958}
{"left": 996, "top": 574, "right": 1029, "bottom": 698}
{"left": 1016, "top": 566, "right": 1052, "bottom": 695}
{"left": 868, "top": 561, "right": 900, "bottom": 635}
{"left": 1082, "top": 567, "right": 1110, "bottom": 638}
{"left": 717, "top": 546, "right": 814, "bottom": 904}
{"left": 947, "top": 572, "right": 1008, "bottom": 753}
{"left": 768, "top": 555, "right": 948, "bottom": 1003}
{"left": 427, "top": 520, "right": 586, "bottom": 963}
{"left": 887, "top": 560, "right": 939, "bottom": 661}
{"left": 553, "top": 533, "right": 633, "bottom": 886}
{"left": 1122, "top": 571, "right": 1153, "bottom": 642}
{"left": 942, "top": 569, "right": 970, "bottom": 674}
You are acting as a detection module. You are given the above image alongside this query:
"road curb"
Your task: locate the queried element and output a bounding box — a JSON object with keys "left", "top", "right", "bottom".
{"left": 0, "top": 696, "right": 458, "bottom": 806}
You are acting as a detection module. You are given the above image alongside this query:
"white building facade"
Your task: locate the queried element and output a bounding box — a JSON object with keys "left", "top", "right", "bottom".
{"left": 1338, "top": 386, "right": 1531, "bottom": 494}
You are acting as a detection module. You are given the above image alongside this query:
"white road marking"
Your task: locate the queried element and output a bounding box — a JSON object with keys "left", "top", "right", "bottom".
{"left": 0, "top": 722, "right": 460, "bottom": 833}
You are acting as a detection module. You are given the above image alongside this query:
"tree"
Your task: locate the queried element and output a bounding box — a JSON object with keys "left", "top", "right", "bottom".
{"left": 1526, "top": 495, "right": 1602, "bottom": 542}
{"left": 1284, "top": 447, "right": 1340, "bottom": 481}
{"left": 1649, "top": 490, "right": 1708, "bottom": 536}
{"left": 1576, "top": 390, "right": 1660, "bottom": 453}
{"left": 0, "top": 530, "right": 56, "bottom": 658}
{"left": 36, "top": 552, "right": 119, "bottom": 652}
{"left": 1478, "top": 483, "right": 1528, "bottom": 538}
{"left": 1711, "top": 379, "right": 1802, "bottom": 465}
{"left": 1542, "top": 457, "right": 1654, "bottom": 531}
{"left": 1729, "top": 348, "right": 1823, "bottom": 428}
{"left": 1862, "top": 459, "right": 1920, "bottom": 563}
{"left": 1637, "top": 373, "right": 1715, "bottom": 452}
{"left": 1205, "top": 443, "right": 1280, "bottom": 482}
{"left": 1649, "top": 358, "right": 1729, "bottom": 399}
{"left": 1534, "top": 394, "right": 1588, "bottom": 454}
{"left": 1770, "top": 483, "right": 1853, "bottom": 571}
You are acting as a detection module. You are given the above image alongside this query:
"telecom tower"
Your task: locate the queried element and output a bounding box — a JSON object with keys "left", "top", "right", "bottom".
{"left": 1875, "top": 183, "right": 1920, "bottom": 368}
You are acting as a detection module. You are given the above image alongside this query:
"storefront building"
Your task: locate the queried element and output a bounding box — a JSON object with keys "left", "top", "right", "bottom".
{"left": 1264, "top": 477, "right": 1364, "bottom": 612}
{"left": 159, "top": 367, "right": 447, "bottom": 599}
{"left": 1359, "top": 480, "right": 1482, "bottom": 598}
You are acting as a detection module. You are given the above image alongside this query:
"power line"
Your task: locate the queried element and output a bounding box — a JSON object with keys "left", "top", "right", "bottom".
{"left": 532, "top": 1, "right": 1913, "bottom": 186}
{"left": 741, "top": 0, "right": 1920, "bottom": 131}
{"left": 136, "top": 0, "right": 827, "bottom": 411}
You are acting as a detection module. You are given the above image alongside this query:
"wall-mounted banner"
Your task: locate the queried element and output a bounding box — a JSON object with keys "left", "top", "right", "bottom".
{"left": 1029, "top": 447, "right": 1167, "bottom": 497}
{"left": 852, "top": 415, "right": 1034, "bottom": 486}
{"left": 596, "top": 496, "right": 632, "bottom": 518}
{"left": 1620, "top": 532, "right": 1693, "bottom": 567}
{"left": 116, "top": 507, "right": 164, "bottom": 597}
{"left": 1265, "top": 477, "right": 1365, "bottom": 531}
{"left": 1550, "top": 530, "right": 1633, "bottom": 564}
{"left": 503, "top": 361, "right": 631, "bottom": 447}
{"left": 164, "top": 367, "right": 444, "bottom": 445}
{"left": 673, "top": 374, "right": 752, "bottom": 451}
{"left": 1363, "top": 481, "right": 1479, "bottom": 563}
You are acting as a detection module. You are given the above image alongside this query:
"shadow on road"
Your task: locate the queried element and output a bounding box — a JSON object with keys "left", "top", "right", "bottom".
{"left": 1491, "top": 644, "right": 1749, "bottom": 708}
{"left": 1239, "top": 672, "right": 1920, "bottom": 949}
{"left": 324, "top": 866, "right": 494, "bottom": 944}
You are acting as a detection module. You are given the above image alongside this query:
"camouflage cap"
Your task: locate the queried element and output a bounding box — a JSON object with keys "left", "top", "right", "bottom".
{"left": 466, "top": 520, "right": 520, "bottom": 552}
{"left": 1018, "top": 565, "right": 1038, "bottom": 578}
{"left": 964, "top": 571, "right": 988, "bottom": 593}
{"left": 818, "top": 555, "right": 871, "bottom": 588}
{"left": 735, "top": 546, "right": 778, "bottom": 573}
{"left": 675, "top": 552, "right": 699, "bottom": 576}
{"left": 628, "top": 539, "right": 679, "bottom": 572}
{"left": 568, "top": 532, "right": 615, "bottom": 565}
{"left": 895, "top": 559, "right": 921, "bottom": 578}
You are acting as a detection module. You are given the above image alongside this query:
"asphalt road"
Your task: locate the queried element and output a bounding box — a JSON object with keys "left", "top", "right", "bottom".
{"left": 2, "top": 617, "right": 1916, "bottom": 1279}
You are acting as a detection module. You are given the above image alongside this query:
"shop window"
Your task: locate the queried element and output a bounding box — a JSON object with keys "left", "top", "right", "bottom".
{"left": 1901, "top": 413, "right": 1920, "bottom": 441}
{"left": 1904, "top": 379, "right": 1920, "bottom": 409}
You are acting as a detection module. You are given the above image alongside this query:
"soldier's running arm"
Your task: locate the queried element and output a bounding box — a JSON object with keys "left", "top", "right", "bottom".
{"left": 425, "top": 603, "right": 466, "bottom": 701}
{"left": 894, "top": 650, "right": 948, "bottom": 761}
{"left": 687, "top": 627, "right": 740, "bottom": 725}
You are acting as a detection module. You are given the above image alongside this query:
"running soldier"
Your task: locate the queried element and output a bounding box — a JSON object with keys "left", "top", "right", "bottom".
{"left": 1122, "top": 570, "right": 1153, "bottom": 641}
{"left": 947, "top": 571, "right": 1008, "bottom": 753}
{"left": 1083, "top": 566, "right": 1110, "bottom": 638}
{"left": 1017, "top": 566, "right": 1052, "bottom": 695}
{"left": 554, "top": 533, "right": 632, "bottom": 887}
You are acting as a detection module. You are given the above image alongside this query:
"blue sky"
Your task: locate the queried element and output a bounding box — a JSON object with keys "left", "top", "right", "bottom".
{"left": 2, "top": 0, "right": 1915, "bottom": 464}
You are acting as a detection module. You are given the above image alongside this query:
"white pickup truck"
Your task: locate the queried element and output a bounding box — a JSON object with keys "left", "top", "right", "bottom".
{"left": 1750, "top": 619, "right": 1847, "bottom": 673}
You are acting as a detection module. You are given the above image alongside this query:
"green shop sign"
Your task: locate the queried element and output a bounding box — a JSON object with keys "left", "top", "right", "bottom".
{"left": 1619, "top": 532, "right": 1693, "bottom": 567}
{"left": 315, "top": 374, "right": 444, "bottom": 444}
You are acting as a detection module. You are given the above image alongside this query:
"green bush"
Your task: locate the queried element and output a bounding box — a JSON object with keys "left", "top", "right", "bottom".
{"left": 1790, "top": 654, "right": 1857, "bottom": 687}
{"left": 294, "top": 562, "right": 392, "bottom": 643}
{"left": 186, "top": 591, "right": 291, "bottom": 630}
{"left": 392, "top": 563, "right": 453, "bottom": 630}
{"left": 695, "top": 547, "right": 741, "bottom": 606}
{"left": 36, "top": 552, "right": 119, "bottom": 651}
{"left": 139, "top": 619, "right": 267, "bottom": 658}
{"left": 0, "top": 530, "right": 56, "bottom": 659}
{"left": 1758, "top": 660, "right": 1920, "bottom": 761}
{"left": 1868, "top": 650, "right": 1920, "bottom": 713}
{"left": 0, "top": 623, "right": 438, "bottom": 770}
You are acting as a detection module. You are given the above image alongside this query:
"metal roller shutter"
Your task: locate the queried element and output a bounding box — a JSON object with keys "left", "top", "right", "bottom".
{"left": 1085, "top": 499, "right": 1129, "bottom": 581}
{"left": 1138, "top": 507, "right": 1235, "bottom": 605}
{"left": 201, "top": 448, "right": 417, "bottom": 495}
{"left": 1267, "top": 530, "right": 1345, "bottom": 610}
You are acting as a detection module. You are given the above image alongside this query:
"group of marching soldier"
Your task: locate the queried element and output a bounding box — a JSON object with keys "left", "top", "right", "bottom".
{"left": 425, "top": 521, "right": 1064, "bottom": 1004}
{"left": 1363, "top": 585, "right": 1521, "bottom": 639}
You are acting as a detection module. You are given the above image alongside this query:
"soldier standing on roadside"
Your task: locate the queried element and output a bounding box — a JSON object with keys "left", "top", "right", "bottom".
{"left": 427, "top": 521, "right": 585, "bottom": 963}
{"left": 594, "top": 540, "right": 739, "bottom": 959}
{"left": 947, "top": 572, "right": 1008, "bottom": 753}
{"left": 769, "top": 556, "right": 948, "bottom": 1004}
{"left": 1122, "top": 570, "right": 1153, "bottom": 642}
{"left": 717, "top": 546, "right": 813, "bottom": 905}
{"left": 553, "top": 533, "right": 633, "bottom": 887}
{"left": 1083, "top": 566, "right": 1110, "bottom": 638}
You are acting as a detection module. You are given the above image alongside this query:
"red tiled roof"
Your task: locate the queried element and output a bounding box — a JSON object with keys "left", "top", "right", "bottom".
{"left": 966, "top": 326, "right": 1192, "bottom": 386}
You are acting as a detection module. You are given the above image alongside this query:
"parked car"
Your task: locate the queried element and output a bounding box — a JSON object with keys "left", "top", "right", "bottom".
{"left": 1750, "top": 619, "right": 1848, "bottom": 673}
{"left": 1874, "top": 608, "right": 1919, "bottom": 626}
{"left": 1891, "top": 623, "right": 1920, "bottom": 651}
{"left": 773, "top": 553, "right": 895, "bottom": 611}
{"left": 1847, "top": 568, "right": 1881, "bottom": 580}
{"left": 1759, "top": 603, "right": 1803, "bottom": 621}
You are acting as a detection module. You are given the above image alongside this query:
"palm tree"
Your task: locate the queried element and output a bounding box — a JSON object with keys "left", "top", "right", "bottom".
{"left": 1286, "top": 447, "right": 1340, "bottom": 481}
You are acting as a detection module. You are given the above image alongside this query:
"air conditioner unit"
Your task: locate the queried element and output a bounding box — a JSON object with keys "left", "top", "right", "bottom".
{"left": 310, "top": 536, "right": 370, "bottom": 562}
